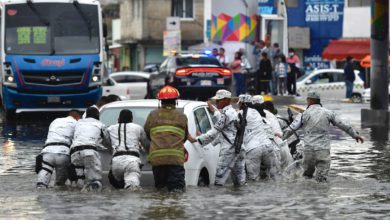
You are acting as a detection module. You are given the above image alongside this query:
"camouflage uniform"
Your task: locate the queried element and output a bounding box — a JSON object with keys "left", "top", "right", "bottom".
{"left": 197, "top": 105, "right": 246, "bottom": 186}
{"left": 107, "top": 123, "right": 149, "bottom": 189}
{"left": 283, "top": 104, "right": 360, "bottom": 182}
{"left": 243, "top": 107, "right": 279, "bottom": 180}
{"left": 36, "top": 116, "right": 77, "bottom": 188}
{"left": 70, "top": 118, "right": 111, "bottom": 189}
{"left": 264, "top": 110, "right": 293, "bottom": 170}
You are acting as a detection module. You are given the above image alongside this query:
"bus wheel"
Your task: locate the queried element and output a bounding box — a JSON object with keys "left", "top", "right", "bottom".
{"left": 4, "top": 109, "right": 16, "bottom": 120}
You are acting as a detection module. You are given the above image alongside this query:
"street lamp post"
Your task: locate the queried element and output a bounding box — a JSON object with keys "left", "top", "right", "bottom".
{"left": 361, "top": 0, "right": 390, "bottom": 127}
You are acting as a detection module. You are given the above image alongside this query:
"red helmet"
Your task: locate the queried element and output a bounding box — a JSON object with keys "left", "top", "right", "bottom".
{"left": 157, "top": 85, "right": 180, "bottom": 100}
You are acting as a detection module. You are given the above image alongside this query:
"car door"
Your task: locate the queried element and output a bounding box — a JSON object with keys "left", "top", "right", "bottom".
{"left": 102, "top": 78, "right": 118, "bottom": 97}
{"left": 193, "top": 106, "right": 220, "bottom": 184}
{"left": 109, "top": 75, "right": 131, "bottom": 99}
{"left": 328, "top": 71, "right": 346, "bottom": 99}
{"left": 306, "top": 72, "right": 334, "bottom": 99}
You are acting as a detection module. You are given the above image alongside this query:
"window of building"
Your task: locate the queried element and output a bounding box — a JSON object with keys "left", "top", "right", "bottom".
{"left": 348, "top": 0, "right": 370, "bottom": 7}
{"left": 172, "top": 0, "right": 194, "bottom": 19}
{"left": 285, "top": 0, "right": 298, "bottom": 8}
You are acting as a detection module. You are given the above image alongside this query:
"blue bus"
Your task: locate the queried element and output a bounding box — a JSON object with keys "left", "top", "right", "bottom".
{"left": 0, "top": 0, "right": 104, "bottom": 118}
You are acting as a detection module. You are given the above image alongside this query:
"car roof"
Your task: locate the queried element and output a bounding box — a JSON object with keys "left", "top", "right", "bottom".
{"left": 109, "top": 71, "right": 150, "bottom": 78}
{"left": 101, "top": 99, "right": 206, "bottom": 109}
{"left": 176, "top": 54, "right": 211, "bottom": 58}
{"left": 310, "top": 69, "right": 360, "bottom": 74}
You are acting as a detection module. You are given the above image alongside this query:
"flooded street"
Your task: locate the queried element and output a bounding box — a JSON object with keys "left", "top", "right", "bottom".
{"left": 1, "top": 98, "right": 390, "bottom": 219}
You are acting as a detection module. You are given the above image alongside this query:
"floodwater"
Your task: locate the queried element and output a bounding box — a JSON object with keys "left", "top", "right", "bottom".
{"left": 0, "top": 98, "right": 390, "bottom": 219}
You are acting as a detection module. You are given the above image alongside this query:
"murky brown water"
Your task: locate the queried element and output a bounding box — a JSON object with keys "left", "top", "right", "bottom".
{"left": 1, "top": 99, "right": 390, "bottom": 219}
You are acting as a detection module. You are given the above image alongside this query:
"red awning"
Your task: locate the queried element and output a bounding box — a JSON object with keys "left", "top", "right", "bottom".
{"left": 322, "top": 39, "right": 370, "bottom": 61}
{"left": 360, "top": 55, "right": 390, "bottom": 68}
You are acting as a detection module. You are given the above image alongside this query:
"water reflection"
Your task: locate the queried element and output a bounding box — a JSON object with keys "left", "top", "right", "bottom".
{"left": 141, "top": 193, "right": 186, "bottom": 219}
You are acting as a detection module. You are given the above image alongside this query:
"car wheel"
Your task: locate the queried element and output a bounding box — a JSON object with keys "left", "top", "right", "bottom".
{"left": 4, "top": 109, "right": 17, "bottom": 120}
{"left": 351, "top": 94, "right": 362, "bottom": 103}
{"left": 197, "top": 168, "right": 210, "bottom": 187}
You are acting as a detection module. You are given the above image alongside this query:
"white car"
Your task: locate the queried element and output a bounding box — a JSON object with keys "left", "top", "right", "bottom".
{"left": 99, "top": 99, "right": 220, "bottom": 186}
{"left": 296, "top": 69, "right": 365, "bottom": 102}
{"left": 102, "top": 72, "right": 150, "bottom": 100}
{"left": 362, "top": 86, "right": 390, "bottom": 103}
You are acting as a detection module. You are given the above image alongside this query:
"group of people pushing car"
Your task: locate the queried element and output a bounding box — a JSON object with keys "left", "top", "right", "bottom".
{"left": 35, "top": 85, "right": 364, "bottom": 192}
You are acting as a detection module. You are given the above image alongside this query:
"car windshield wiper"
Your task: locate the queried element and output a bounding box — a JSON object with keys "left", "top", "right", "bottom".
{"left": 73, "top": 0, "right": 93, "bottom": 40}
{"left": 27, "top": 0, "right": 55, "bottom": 55}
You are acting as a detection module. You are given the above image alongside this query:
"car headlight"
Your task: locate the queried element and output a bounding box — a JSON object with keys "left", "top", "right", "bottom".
{"left": 6, "top": 75, "right": 14, "bottom": 83}
{"left": 92, "top": 75, "right": 100, "bottom": 82}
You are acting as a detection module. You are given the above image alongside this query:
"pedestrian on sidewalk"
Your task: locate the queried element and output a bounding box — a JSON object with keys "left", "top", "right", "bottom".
{"left": 231, "top": 52, "right": 246, "bottom": 96}
{"left": 258, "top": 52, "right": 272, "bottom": 94}
{"left": 217, "top": 48, "right": 229, "bottom": 67}
{"left": 344, "top": 56, "right": 355, "bottom": 99}
{"left": 287, "top": 48, "right": 300, "bottom": 95}
{"left": 270, "top": 43, "right": 282, "bottom": 95}
{"left": 275, "top": 54, "right": 289, "bottom": 96}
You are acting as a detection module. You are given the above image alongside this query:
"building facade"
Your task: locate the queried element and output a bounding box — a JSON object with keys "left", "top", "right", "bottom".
{"left": 119, "top": 0, "right": 205, "bottom": 71}
{"left": 259, "top": 0, "right": 383, "bottom": 70}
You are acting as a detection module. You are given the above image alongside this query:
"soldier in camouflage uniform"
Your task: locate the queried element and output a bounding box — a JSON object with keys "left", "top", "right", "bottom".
{"left": 238, "top": 95, "right": 279, "bottom": 181}
{"left": 191, "top": 90, "right": 246, "bottom": 186}
{"left": 283, "top": 91, "right": 364, "bottom": 182}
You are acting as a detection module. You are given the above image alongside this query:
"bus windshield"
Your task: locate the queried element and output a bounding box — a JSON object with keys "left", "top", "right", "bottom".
{"left": 4, "top": 3, "right": 100, "bottom": 55}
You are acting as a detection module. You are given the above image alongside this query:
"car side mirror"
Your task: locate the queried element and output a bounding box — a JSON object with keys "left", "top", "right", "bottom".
{"left": 152, "top": 65, "right": 159, "bottom": 72}
{"left": 305, "top": 79, "right": 312, "bottom": 85}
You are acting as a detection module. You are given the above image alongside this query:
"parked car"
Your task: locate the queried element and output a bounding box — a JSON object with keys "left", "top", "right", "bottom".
{"left": 148, "top": 54, "right": 232, "bottom": 100}
{"left": 296, "top": 69, "right": 364, "bottom": 102}
{"left": 99, "top": 99, "right": 220, "bottom": 186}
{"left": 103, "top": 72, "right": 150, "bottom": 100}
{"left": 143, "top": 63, "right": 160, "bottom": 73}
{"left": 362, "top": 85, "right": 390, "bottom": 103}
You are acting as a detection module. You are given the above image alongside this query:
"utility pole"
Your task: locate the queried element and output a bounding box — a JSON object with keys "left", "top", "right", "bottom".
{"left": 204, "top": 0, "right": 211, "bottom": 43}
{"left": 362, "top": 0, "right": 389, "bottom": 127}
{"left": 371, "top": 0, "right": 389, "bottom": 110}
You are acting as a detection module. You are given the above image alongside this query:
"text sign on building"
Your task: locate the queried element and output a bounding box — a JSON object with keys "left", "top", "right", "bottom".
{"left": 166, "top": 17, "right": 181, "bottom": 31}
{"left": 288, "top": 27, "right": 310, "bottom": 49}
{"left": 258, "top": 0, "right": 276, "bottom": 15}
{"left": 163, "top": 31, "right": 181, "bottom": 56}
{"left": 305, "top": 0, "right": 344, "bottom": 22}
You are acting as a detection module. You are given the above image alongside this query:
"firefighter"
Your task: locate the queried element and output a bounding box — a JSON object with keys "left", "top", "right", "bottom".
{"left": 283, "top": 91, "right": 364, "bottom": 182}
{"left": 189, "top": 90, "right": 246, "bottom": 186}
{"left": 70, "top": 107, "right": 111, "bottom": 191}
{"left": 144, "top": 85, "right": 189, "bottom": 192}
{"left": 36, "top": 110, "right": 82, "bottom": 189}
{"left": 107, "top": 109, "right": 149, "bottom": 190}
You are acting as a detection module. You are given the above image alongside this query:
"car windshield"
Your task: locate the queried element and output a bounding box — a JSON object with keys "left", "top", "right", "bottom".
{"left": 297, "top": 74, "right": 310, "bottom": 82}
{"left": 100, "top": 107, "right": 183, "bottom": 127}
{"left": 176, "top": 57, "right": 221, "bottom": 67}
{"left": 5, "top": 3, "right": 99, "bottom": 55}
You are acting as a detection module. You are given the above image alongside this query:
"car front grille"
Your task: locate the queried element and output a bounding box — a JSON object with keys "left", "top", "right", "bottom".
{"left": 21, "top": 71, "right": 85, "bottom": 86}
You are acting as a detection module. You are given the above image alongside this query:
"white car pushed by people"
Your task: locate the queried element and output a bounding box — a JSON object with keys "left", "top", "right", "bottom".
{"left": 297, "top": 69, "right": 365, "bottom": 102}
{"left": 99, "top": 99, "right": 220, "bottom": 186}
